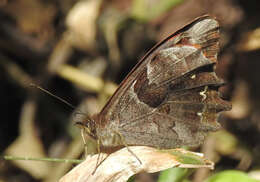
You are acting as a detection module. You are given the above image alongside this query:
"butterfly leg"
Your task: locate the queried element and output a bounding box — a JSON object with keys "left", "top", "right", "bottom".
{"left": 114, "top": 131, "right": 142, "bottom": 165}
{"left": 80, "top": 126, "right": 104, "bottom": 175}
{"left": 80, "top": 128, "right": 88, "bottom": 158}
{"left": 91, "top": 139, "right": 110, "bottom": 174}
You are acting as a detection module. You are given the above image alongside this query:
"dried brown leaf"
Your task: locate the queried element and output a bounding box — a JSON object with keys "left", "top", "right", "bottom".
{"left": 60, "top": 146, "right": 213, "bottom": 182}
{"left": 66, "top": 0, "right": 102, "bottom": 51}
{"left": 5, "top": 99, "right": 50, "bottom": 179}
{"left": 238, "top": 28, "right": 260, "bottom": 51}
{"left": 56, "top": 64, "right": 117, "bottom": 95}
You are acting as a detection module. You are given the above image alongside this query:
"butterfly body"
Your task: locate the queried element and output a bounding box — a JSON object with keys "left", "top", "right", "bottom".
{"left": 83, "top": 15, "right": 231, "bottom": 151}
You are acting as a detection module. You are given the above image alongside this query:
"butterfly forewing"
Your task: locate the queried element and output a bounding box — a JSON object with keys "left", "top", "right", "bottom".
{"left": 94, "top": 15, "right": 231, "bottom": 149}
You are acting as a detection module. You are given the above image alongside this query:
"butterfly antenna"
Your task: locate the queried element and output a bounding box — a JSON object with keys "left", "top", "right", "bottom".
{"left": 30, "top": 83, "right": 75, "bottom": 110}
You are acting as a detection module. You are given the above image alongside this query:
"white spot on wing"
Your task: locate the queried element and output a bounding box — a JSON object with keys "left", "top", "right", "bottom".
{"left": 191, "top": 74, "right": 196, "bottom": 79}
{"left": 199, "top": 86, "right": 208, "bottom": 101}
{"left": 147, "top": 60, "right": 152, "bottom": 75}
{"left": 197, "top": 104, "right": 207, "bottom": 123}
{"left": 146, "top": 60, "right": 153, "bottom": 84}
{"left": 197, "top": 112, "right": 202, "bottom": 116}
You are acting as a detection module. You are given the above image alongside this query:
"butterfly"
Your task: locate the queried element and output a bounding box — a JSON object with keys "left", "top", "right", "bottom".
{"left": 78, "top": 15, "right": 232, "bottom": 154}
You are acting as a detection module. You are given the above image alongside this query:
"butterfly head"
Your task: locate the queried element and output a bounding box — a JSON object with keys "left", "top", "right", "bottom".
{"left": 75, "top": 117, "right": 97, "bottom": 140}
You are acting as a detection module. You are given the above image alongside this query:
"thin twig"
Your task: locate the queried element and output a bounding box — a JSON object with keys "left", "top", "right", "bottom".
{"left": 2, "top": 155, "right": 83, "bottom": 164}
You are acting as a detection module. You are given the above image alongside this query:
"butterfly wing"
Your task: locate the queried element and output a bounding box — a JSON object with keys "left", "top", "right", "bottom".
{"left": 95, "top": 15, "right": 231, "bottom": 148}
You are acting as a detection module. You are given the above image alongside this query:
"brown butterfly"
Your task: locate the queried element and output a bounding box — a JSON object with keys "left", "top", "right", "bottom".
{"left": 79, "top": 15, "right": 231, "bottom": 154}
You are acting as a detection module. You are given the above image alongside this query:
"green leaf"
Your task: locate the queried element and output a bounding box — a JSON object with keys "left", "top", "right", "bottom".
{"left": 158, "top": 168, "right": 193, "bottom": 182}
{"left": 205, "top": 170, "right": 260, "bottom": 182}
{"left": 131, "top": 0, "right": 185, "bottom": 22}
{"left": 160, "top": 148, "right": 214, "bottom": 168}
